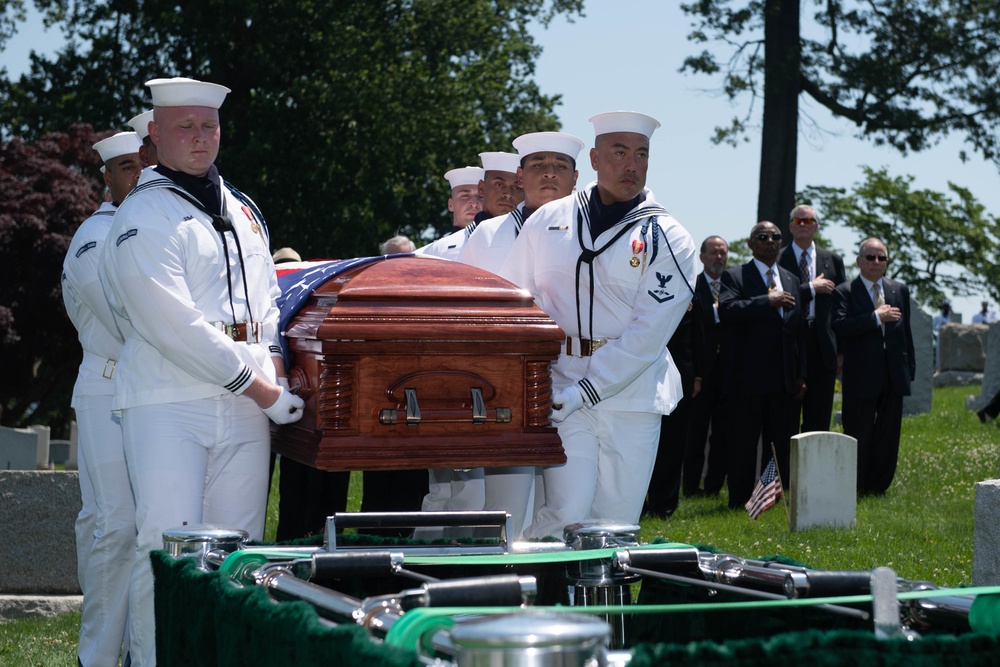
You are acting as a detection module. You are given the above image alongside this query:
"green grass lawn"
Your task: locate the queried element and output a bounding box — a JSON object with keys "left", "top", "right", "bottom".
{"left": 640, "top": 385, "right": 999, "bottom": 586}
{"left": 3, "top": 385, "right": 997, "bottom": 665}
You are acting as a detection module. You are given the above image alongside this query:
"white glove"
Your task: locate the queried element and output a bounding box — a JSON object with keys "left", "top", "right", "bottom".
{"left": 277, "top": 377, "right": 290, "bottom": 390}
{"left": 550, "top": 386, "right": 584, "bottom": 423}
{"left": 263, "top": 387, "right": 305, "bottom": 425}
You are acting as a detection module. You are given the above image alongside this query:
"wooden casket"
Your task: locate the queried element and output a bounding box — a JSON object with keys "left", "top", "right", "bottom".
{"left": 272, "top": 256, "right": 566, "bottom": 471}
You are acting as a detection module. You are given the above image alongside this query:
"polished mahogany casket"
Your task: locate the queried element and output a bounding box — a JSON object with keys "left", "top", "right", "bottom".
{"left": 273, "top": 256, "right": 566, "bottom": 471}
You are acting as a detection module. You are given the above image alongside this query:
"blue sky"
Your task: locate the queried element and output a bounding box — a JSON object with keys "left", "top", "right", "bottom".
{"left": 5, "top": 2, "right": 998, "bottom": 318}
{"left": 527, "top": 2, "right": 1000, "bottom": 319}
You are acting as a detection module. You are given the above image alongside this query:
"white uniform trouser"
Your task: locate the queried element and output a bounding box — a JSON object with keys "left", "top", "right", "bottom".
{"left": 483, "top": 467, "right": 537, "bottom": 540}
{"left": 416, "top": 468, "right": 486, "bottom": 538}
{"left": 123, "top": 395, "right": 270, "bottom": 667}
{"left": 524, "top": 409, "right": 661, "bottom": 540}
{"left": 75, "top": 389, "right": 135, "bottom": 667}
{"left": 421, "top": 468, "right": 486, "bottom": 512}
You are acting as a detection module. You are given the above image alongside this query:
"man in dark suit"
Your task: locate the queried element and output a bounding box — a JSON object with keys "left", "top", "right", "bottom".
{"left": 684, "top": 235, "right": 729, "bottom": 497}
{"left": 718, "top": 221, "right": 807, "bottom": 509}
{"left": 778, "top": 205, "right": 847, "bottom": 433}
{"left": 644, "top": 305, "right": 696, "bottom": 518}
{"left": 832, "top": 238, "right": 914, "bottom": 496}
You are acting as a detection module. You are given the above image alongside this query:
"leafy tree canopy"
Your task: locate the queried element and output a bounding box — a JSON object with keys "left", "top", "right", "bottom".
{"left": 1, "top": 0, "right": 584, "bottom": 258}
{"left": 0, "top": 0, "right": 583, "bottom": 428}
{"left": 801, "top": 166, "right": 1000, "bottom": 307}
{"left": 0, "top": 123, "right": 105, "bottom": 429}
{"left": 682, "top": 1, "right": 1000, "bottom": 163}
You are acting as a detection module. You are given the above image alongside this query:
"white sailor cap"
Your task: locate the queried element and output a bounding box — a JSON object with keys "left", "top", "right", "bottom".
{"left": 145, "top": 77, "right": 231, "bottom": 109}
{"left": 92, "top": 131, "right": 142, "bottom": 163}
{"left": 444, "top": 166, "right": 485, "bottom": 189}
{"left": 127, "top": 110, "right": 154, "bottom": 140}
{"left": 512, "top": 131, "right": 585, "bottom": 162}
{"left": 272, "top": 247, "right": 302, "bottom": 264}
{"left": 478, "top": 152, "right": 520, "bottom": 174}
{"left": 589, "top": 111, "right": 661, "bottom": 140}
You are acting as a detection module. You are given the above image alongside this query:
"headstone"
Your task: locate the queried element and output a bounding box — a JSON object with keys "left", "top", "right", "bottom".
{"left": 29, "top": 424, "right": 50, "bottom": 470}
{"left": 968, "top": 323, "right": 1000, "bottom": 412}
{"left": 903, "top": 296, "right": 933, "bottom": 416}
{"left": 938, "top": 323, "right": 988, "bottom": 372}
{"left": 0, "top": 426, "right": 39, "bottom": 471}
{"left": 0, "top": 471, "right": 81, "bottom": 594}
{"left": 65, "top": 420, "right": 79, "bottom": 471}
{"left": 973, "top": 479, "right": 1000, "bottom": 585}
{"left": 789, "top": 431, "right": 857, "bottom": 531}
{"left": 49, "top": 441, "right": 71, "bottom": 466}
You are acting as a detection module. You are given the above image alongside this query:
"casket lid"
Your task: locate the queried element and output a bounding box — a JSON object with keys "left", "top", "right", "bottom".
{"left": 287, "top": 256, "right": 563, "bottom": 343}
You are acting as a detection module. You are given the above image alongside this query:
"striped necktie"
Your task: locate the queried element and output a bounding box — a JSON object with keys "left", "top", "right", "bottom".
{"left": 798, "top": 248, "right": 810, "bottom": 283}
{"left": 710, "top": 279, "right": 720, "bottom": 303}
{"left": 873, "top": 283, "right": 885, "bottom": 334}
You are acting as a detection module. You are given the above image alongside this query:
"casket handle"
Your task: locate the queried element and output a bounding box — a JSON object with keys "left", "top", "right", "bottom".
{"left": 405, "top": 388, "right": 421, "bottom": 424}
{"left": 376, "top": 386, "right": 513, "bottom": 426}
{"left": 471, "top": 388, "right": 486, "bottom": 424}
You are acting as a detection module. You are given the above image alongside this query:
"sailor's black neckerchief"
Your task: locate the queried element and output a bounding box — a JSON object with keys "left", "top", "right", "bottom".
{"left": 574, "top": 188, "right": 668, "bottom": 349}
{"left": 155, "top": 164, "right": 222, "bottom": 215}
{"left": 151, "top": 163, "right": 253, "bottom": 331}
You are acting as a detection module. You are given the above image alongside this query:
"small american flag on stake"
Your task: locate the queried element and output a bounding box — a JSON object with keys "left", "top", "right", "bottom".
{"left": 746, "top": 457, "right": 782, "bottom": 520}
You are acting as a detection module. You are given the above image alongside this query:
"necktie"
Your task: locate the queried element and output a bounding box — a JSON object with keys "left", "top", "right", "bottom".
{"left": 710, "top": 280, "right": 720, "bottom": 303}
{"left": 766, "top": 269, "right": 775, "bottom": 292}
{"left": 798, "top": 248, "right": 810, "bottom": 283}
{"left": 873, "top": 283, "right": 885, "bottom": 334}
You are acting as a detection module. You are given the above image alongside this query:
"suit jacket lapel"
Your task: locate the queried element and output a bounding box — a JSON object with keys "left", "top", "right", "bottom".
{"left": 852, "top": 278, "right": 874, "bottom": 313}
{"left": 744, "top": 261, "right": 766, "bottom": 295}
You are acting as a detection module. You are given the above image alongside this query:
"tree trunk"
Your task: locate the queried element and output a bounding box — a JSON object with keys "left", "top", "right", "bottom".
{"left": 757, "top": 0, "right": 801, "bottom": 242}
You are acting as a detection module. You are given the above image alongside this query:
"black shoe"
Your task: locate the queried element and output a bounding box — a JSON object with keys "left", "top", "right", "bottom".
{"left": 977, "top": 408, "right": 987, "bottom": 423}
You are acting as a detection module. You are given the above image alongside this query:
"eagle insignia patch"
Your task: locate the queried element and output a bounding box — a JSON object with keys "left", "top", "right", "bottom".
{"left": 648, "top": 271, "right": 675, "bottom": 303}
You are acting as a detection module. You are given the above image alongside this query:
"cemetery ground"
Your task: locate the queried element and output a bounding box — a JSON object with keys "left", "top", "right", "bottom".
{"left": 2, "top": 385, "right": 997, "bottom": 666}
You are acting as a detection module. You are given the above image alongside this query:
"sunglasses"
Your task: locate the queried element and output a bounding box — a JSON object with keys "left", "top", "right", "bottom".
{"left": 864, "top": 254, "right": 889, "bottom": 263}
{"left": 754, "top": 233, "right": 783, "bottom": 242}
{"left": 791, "top": 217, "right": 818, "bottom": 225}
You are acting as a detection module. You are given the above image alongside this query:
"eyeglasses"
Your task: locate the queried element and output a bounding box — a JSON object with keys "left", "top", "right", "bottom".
{"left": 864, "top": 254, "right": 889, "bottom": 263}
{"left": 754, "top": 233, "right": 783, "bottom": 242}
{"left": 791, "top": 217, "right": 817, "bottom": 226}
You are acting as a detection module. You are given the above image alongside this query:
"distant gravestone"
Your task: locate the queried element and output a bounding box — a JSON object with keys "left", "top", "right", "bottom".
{"left": 29, "top": 424, "right": 50, "bottom": 470}
{"left": 968, "top": 323, "right": 1000, "bottom": 413}
{"left": 65, "top": 421, "right": 79, "bottom": 471}
{"left": 789, "top": 431, "right": 857, "bottom": 531}
{"left": 0, "top": 426, "right": 39, "bottom": 471}
{"left": 938, "top": 323, "right": 988, "bottom": 372}
{"left": 903, "top": 296, "right": 933, "bottom": 416}
{"left": 973, "top": 479, "right": 1000, "bottom": 585}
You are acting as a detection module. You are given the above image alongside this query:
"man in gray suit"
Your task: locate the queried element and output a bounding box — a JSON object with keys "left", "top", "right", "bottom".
{"left": 832, "top": 238, "right": 915, "bottom": 496}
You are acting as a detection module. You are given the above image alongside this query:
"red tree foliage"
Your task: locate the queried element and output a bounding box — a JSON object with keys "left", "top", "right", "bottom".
{"left": 0, "top": 124, "right": 107, "bottom": 430}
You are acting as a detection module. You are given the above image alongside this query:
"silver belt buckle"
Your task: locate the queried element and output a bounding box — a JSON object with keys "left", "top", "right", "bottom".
{"left": 102, "top": 358, "right": 117, "bottom": 380}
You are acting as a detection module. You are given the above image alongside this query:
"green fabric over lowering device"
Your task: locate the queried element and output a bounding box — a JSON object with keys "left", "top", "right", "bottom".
{"left": 153, "top": 547, "right": 1000, "bottom": 666}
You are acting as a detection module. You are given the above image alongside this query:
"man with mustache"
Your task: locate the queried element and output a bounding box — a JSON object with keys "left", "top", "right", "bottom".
{"left": 499, "top": 111, "right": 695, "bottom": 539}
